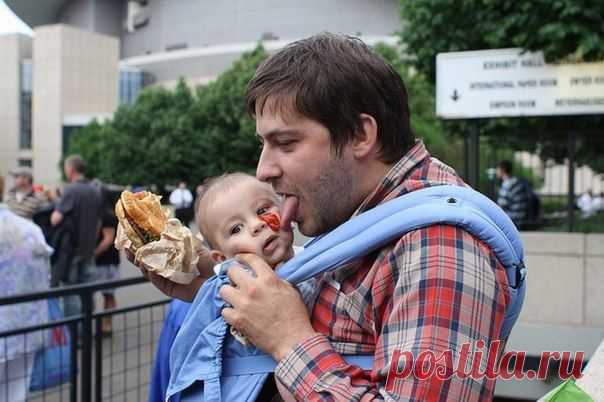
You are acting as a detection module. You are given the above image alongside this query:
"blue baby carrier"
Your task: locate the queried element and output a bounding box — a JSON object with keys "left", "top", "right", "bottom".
{"left": 166, "top": 185, "right": 527, "bottom": 402}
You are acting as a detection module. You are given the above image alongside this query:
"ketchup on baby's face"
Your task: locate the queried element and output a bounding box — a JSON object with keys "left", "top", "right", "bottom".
{"left": 259, "top": 212, "right": 281, "bottom": 232}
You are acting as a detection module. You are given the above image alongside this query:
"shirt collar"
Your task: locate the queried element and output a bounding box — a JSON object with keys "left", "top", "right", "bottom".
{"left": 353, "top": 140, "right": 430, "bottom": 216}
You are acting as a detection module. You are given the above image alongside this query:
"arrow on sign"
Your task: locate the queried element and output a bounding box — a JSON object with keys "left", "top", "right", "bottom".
{"left": 451, "top": 90, "right": 460, "bottom": 101}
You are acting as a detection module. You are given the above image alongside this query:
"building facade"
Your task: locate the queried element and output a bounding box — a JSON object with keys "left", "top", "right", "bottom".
{"left": 3, "top": 0, "right": 401, "bottom": 186}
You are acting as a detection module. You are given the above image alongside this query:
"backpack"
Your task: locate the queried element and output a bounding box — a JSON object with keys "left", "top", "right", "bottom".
{"left": 167, "top": 185, "right": 527, "bottom": 402}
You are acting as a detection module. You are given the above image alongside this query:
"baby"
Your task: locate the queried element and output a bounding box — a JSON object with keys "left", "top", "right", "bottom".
{"left": 195, "top": 172, "right": 308, "bottom": 401}
{"left": 196, "top": 172, "right": 297, "bottom": 271}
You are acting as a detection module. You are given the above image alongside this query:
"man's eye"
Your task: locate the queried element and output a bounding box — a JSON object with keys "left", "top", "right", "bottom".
{"left": 278, "top": 140, "right": 295, "bottom": 147}
{"left": 230, "top": 225, "right": 241, "bottom": 235}
{"left": 257, "top": 206, "right": 269, "bottom": 215}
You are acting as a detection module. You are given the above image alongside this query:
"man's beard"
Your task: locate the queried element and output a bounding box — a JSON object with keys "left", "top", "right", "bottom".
{"left": 299, "top": 155, "right": 357, "bottom": 236}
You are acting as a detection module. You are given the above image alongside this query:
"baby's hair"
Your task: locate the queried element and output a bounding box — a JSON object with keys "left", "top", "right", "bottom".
{"left": 195, "top": 172, "right": 275, "bottom": 250}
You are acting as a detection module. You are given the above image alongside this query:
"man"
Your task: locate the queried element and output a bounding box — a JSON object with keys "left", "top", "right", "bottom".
{"left": 169, "top": 181, "right": 194, "bottom": 227}
{"left": 139, "top": 34, "right": 511, "bottom": 401}
{"left": 496, "top": 160, "right": 531, "bottom": 228}
{"left": 5, "top": 167, "right": 48, "bottom": 219}
{"left": 51, "top": 155, "right": 102, "bottom": 316}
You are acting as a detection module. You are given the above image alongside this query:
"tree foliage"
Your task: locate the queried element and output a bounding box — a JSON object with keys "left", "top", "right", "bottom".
{"left": 400, "top": 0, "right": 604, "bottom": 82}
{"left": 399, "top": 0, "right": 604, "bottom": 173}
{"left": 67, "top": 46, "right": 268, "bottom": 188}
{"left": 373, "top": 43, "right": 463, "bottom": 169}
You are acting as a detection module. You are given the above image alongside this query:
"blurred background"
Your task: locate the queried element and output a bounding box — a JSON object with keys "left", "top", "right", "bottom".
{"left": 0, "top": 0, "right": 602, "bottom": 400}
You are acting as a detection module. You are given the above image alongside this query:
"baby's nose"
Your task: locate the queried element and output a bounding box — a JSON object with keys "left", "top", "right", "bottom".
{"left": 252, "top": 219, "right": 267, "bottom": 235}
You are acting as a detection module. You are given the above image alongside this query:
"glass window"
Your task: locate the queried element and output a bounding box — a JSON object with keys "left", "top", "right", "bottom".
{"left": 119, "top": 68, "right": 144, "bottom": 105}
{"left": 17, "top": 159, "right": 32, "bottom": 167}
{"left": 20, "top": 61, "right": 32, "bottom": 150}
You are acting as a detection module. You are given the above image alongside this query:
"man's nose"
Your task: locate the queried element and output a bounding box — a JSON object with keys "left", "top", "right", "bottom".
{"left": 256, "top": 147, "right": 281, "bottom": 183}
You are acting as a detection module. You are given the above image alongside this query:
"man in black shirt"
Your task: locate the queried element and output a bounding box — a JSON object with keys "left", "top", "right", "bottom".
{"left": 51, "top": 155, "right": 102, "bottom": 317}
{"left": 95, "top": 209, "right": 121, "bottom": 334}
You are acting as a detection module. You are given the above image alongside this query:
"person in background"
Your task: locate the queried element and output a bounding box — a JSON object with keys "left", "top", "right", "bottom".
{"left": 51, "top": 155, "right": 102, "bottom": 317}
{"left": 592, "top": 191, "right": 604, "bottom": 213}
{"left": 169, "top": 181, "right": 194, "bottom": 227}
{"left": 94, "top": 204, "right": 121, "bottom": 335}
{"left": 496, "top": 159, "right": 531, "bottom": 228}
{"left": 5, "top": 167, "right": 48, "bottom": 220}
{"left": 0, "top": 194, "right": 51, "bottom": 402}
{"left": 577, "top": 189, "right": 596, "bottom": 217}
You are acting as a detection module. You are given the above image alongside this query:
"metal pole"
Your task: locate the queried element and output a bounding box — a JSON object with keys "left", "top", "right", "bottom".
{"left": 464, "top": 129, "right": 470, "bottom": 183}
{"left": 465, "top": 121, "right": 480, "bottom": 189}
{"left": 567, "top": 131, "right": 576, "bottom": 232}
{"left": 81, "top": 292, "right": 94, "bottom": 402}
{"left": 69, "top": 321, "right": 78, "bottom": 402}
{"left": 95, "top": 316, "right": 103, "bottom": 402}
{"left": 472, "top": 121, "right": 480, "bottom": 190}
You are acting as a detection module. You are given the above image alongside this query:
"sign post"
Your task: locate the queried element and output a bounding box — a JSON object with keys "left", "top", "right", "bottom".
{"left": 436, "top": 48, "right": 604, "bottom": 119}
{"left": 436, "top": 48, "right": 604, "bottom": 231}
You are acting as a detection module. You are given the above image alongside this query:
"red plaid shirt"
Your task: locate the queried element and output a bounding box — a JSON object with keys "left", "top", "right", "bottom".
{"left": 275, "top": 141, "right": 510, "bottom": 401}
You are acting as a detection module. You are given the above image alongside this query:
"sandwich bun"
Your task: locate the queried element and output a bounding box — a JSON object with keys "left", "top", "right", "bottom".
{"left": 115, "top": 191, "right": 167, "bottom": 251}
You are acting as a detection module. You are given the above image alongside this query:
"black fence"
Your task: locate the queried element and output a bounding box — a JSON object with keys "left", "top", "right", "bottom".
{"left": 0, "top": 278, "right": 170, "bottom": 402}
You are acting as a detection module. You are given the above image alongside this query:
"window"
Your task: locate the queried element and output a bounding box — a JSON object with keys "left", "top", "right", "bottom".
{"left": 20, "top": 61, "right": 32, "bottom": 150}
{"left": 17, "top": 159, "right": 32, "bottom": 168}
{"left": 119, "top": 69, "right": 144, "bottom": 105}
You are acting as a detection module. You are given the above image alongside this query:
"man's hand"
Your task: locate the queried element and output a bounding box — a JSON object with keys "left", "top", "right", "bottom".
{"left": 50, "top": 210, "right": 63, "bottom": 226}
{"left": 125, "top": 249, "right": 213, "bottom": 302}
{"left": 220, "top": 253, "right": 317, "bottom": 361}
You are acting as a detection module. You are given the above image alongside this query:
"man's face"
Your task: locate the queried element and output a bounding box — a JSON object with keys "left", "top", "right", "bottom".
{"left": 64, "top": 163, "right": 73, "bottom": 181}
{"left": 14, "top": 175, "right": 31, "bottom": 191}
{"left": 203, "top": 178, "right": 294, "bottom": 267}
{"left": 255, "top": 107, "right": 358, "bottom": 237}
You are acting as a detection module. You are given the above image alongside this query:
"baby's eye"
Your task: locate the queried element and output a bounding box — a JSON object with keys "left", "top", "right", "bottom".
{"left": 229, "top": 224, "right": 242, "bottom": 235}
{"left": 257, "top": 206, "right": 269, "bottom": 215}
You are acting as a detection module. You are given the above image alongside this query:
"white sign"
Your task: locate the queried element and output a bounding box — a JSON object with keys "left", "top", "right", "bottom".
{"left": 436, "top": 48, "right": 604, "bottom": 119}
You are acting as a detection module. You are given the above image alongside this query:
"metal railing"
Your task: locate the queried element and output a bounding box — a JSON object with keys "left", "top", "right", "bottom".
{"left": 0, "top": 278, "right": 170, "bottom": 402}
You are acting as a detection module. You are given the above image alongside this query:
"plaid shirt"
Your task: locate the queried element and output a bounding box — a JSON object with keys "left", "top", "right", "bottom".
{"left": 275, "top": 141, "right": 510, "bottom": 401}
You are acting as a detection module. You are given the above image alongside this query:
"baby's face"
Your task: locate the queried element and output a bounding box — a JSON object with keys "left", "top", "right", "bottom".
{"left": 205, "top": 178, "right": 294, "bottom": 267}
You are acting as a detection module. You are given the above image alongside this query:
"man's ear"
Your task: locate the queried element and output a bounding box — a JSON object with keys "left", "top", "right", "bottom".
{"left": 352, "top": 113, "right": 379, "bottom": 159}
{"left": 210, "top": 250, "right": 227, "bottom": 263}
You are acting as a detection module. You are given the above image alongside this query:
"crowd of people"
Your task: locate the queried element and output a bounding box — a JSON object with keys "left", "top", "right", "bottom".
{"left": 0, "top": 156, "right": 208, "bottom": 400}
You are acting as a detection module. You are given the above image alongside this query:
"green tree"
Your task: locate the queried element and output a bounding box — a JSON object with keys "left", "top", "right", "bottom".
{"left": 399, "top": 0, "right": 604, "bottom": 173}
{"left": 67, "top": 46, "right": 268, "bottom": 188}
{"left": 373, "top": 43, "right": 464, "bottom": 169}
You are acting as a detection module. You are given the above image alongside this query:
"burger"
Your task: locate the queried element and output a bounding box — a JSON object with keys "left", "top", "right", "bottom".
{"left": 115, "top": 191, "right": 167, "bottom": 251}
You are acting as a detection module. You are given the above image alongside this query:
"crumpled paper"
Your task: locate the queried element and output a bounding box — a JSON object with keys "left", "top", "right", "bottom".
{"left": 115, "top": 218, "right": 201, "bottom": 284}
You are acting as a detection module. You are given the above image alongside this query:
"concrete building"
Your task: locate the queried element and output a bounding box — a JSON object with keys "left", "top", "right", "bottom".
{"left": 3, "top": 0, "right": 401, "bottom": 185}
{"left": 1, "top": 26, "right": 119, "bottom": 186}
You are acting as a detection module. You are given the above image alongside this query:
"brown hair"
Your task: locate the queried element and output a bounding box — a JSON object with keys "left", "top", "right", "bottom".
{"left": 245, "top": 33, "right": 414, "bottom": 163}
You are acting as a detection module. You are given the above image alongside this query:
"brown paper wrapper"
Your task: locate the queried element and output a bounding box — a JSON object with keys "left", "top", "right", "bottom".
{"left": 115, "top": 218, "right": 201, "bottom": 284}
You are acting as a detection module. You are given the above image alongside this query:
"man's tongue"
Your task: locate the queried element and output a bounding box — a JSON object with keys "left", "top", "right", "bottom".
{"left": 280, "top": 196, "right": 299, "bottom": 230}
